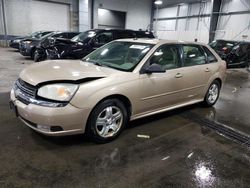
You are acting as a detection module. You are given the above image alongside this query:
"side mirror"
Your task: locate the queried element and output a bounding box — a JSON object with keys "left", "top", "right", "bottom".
{"left": 144, "top": 64, "right": 165, "bottom": 74}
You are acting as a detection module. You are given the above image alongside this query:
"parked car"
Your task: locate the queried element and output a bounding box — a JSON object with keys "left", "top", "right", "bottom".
{"left": 10, "top": 39, "right": 226, "bottom": 143}
{"left": 19, "top": 31, "right": 79, "bottom": 59}
{"left": 209, "top": 39, "right": 238, "bottom": 60}
{"left": 209, "top": 39, "right": 250, "bottom": 68}
{"left": 34, "top": 32, "right": 80, "bottom": 62}
{"left": 224, "top": 41, "right": 250, "bottom": 68}
{"left": 9, "top": 31, "right": 52, "bottom": 49}
{"left": 34, "top": 29, "right": 155, "bottom": 62}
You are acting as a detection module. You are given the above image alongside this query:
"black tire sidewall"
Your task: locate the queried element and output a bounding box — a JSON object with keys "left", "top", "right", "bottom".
{"left": 86, "top": 99, "right": 128, "bottom": 143}
{"left": 204, "top": 80, "right": 221, "bottom": 107}
{"left": 31, "top": 48, "right": 36, "bottom": 59}
{"left": 34, "top": 50, "right": 39, "bottom": 62}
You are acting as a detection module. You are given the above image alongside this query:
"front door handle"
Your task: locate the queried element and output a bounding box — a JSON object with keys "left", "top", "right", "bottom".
{"left": 175, "top": 73, "right": 183, "bottom": 78}
{"left": 205, "top": 68, "right": 211, "bottom": 72}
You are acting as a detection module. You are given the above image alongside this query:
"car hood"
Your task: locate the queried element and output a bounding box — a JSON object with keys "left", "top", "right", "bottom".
{"left": 20, "top": 60, "right": 118, "bottom": 86}
{"left": 13, "top": 36, "right": 26, "bottom": 40}
{"left": 21, "top": 38, "right": 41, "bottom": 42}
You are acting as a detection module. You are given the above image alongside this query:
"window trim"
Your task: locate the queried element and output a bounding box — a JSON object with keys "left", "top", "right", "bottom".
{"left": 140, "top": 44, "right": 182, "bottom": 74}
{"left": 201, "top": 46, "right": 218, "bottom": 63}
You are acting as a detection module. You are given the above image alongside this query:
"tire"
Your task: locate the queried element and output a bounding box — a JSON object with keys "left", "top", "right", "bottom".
{"left": 86, "top": 99, "right": 128, "bottom": 143}
{"left": 30, "top": 48, "right": 36, "bottom": 59}
{"left": 203, "top": 80, "right": 221, "bottom": 107}
{"left": 246, "top": 61, "right": 250, "bottom": 68}
{"left": 34, "top": 50, "right": 40, "bottom": 62}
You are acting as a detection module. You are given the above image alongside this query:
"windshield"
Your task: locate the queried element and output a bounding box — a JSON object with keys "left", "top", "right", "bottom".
{"left": 71, "top": 31, "right": 96, "bottom": 42}
{"left": 31, "top": 31, "right": 41, "bottom": 37}
{"left": 40, "top": 32, "right": 59, "bottom": 40}
{"left": 31, "top": 31, "right": 52, "bottom": 39}
{"left": 82, "top": 41, "right": 153, "bottom": 71}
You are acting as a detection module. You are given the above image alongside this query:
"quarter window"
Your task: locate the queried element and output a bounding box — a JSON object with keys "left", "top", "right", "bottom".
{"left": 150, "top": 45, "right": 180, "bottom": 70}
{"left": 183, "top": 45, "right": 206, "bottom": 66}
{"left": 203, "top": 46, "right": 218, "bottom": 63}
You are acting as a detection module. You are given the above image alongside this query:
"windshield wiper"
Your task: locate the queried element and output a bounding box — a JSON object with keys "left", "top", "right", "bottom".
{"left": 83, "top": 59, "right": 103, "bottom": 67}
{"left": 93, "top": 62, "right": 103, "bottom": 67}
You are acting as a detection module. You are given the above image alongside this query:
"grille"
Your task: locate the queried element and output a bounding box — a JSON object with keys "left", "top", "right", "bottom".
{"left": 14, "top": 79, "right": 37, "bottom": 105}
{"left": 15, "top": 79, "right": 37, "bottom": 97}
{"left": 20, "top": 42, "right": 25, "bottom": 48}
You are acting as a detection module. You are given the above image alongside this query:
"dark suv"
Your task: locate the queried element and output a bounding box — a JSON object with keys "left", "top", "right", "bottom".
{"left": 19, "top": 31, "right": 79, "bottom": 59}
{"left": 34, "top": 29, "right": 155, "bottom": 62}
{"left": 209, "top": 40, "right": 250, "bottom": 68}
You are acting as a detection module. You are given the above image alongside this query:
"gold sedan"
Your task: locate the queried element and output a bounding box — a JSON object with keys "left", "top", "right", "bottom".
{"left": 10, "top": 39, "right": 226, "bottom": 143}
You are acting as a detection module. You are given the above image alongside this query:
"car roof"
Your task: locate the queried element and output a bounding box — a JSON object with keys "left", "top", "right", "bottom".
{"left": 115, "top": 38, "right": 208, "bottom": 46}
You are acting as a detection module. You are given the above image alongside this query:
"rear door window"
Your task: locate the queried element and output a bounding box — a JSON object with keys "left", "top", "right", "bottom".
{"left": 183, "top": 45, "right": 206, "bottom": 67}
{"left": 150, "top": 45, "right": 180, "bottom": 70}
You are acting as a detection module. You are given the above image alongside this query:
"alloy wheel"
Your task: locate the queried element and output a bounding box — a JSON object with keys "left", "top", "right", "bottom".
{"left": 208, "top": 84, "right": 219, "bottom": 104}
{"left": 95, "top": 106, "right": 123, "bottom": 138}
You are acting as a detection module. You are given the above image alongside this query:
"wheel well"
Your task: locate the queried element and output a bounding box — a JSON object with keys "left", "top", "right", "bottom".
{"left": 214, "top": 78, "right": 222, "bottom": 87}
{"left": 85, "top": 94, "right": 132, "bottom": 132}
{"left": 97, "top": 95, "right": 132, "bottom": 117}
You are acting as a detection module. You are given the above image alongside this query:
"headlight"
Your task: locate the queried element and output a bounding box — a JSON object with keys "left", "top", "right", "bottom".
{"left": 14, "top": 39, "right": 21, "bottom": 43}
{"left": 37, "top": 84, "right": 79, "bottom": 102}
{"left": 24, "top": 41, "right": 32, "bottom": 44}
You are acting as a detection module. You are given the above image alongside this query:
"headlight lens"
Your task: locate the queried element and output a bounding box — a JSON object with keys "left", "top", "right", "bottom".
{"left": 37, "top": 84, "right": 79, "bottom": 102}
{"left": 14, "top": 39, "right": 21, "bottom": 43}
{"left": 24, "top": 41, "right": 32, "bottom": 44}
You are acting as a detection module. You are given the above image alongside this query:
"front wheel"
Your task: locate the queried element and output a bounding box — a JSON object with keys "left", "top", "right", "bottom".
{"left": 246, "top": 61, "right": 250, "bottom": 68}
{"left": 203, "top": 80, "right": 221, "bottom": 107}
{"left": 34, "top": 50, "right": 41, "bottom": 62}
{"left": 86, "top": 99, "right": 128, "bottom": 143}
{"left": 30, "top": 48, "right": 36, "bottom": 59}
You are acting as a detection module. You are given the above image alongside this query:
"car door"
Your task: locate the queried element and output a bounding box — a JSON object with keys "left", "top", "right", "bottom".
{"left": 137, "top": 44, "right": 187, "bottom": 114}
{"left": 174, "top": 44, "right": 214, "bottom": 102}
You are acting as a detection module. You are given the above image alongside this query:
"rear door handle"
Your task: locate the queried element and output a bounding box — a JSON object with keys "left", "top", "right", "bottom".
{"left": 205, "top": 68, "right": 211, "bottom": 72}
{"left": 175, "top": 73, "right": 183, "bottom": 78}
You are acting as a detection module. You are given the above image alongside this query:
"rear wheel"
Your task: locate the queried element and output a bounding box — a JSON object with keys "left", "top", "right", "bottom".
{"left": 86, "top": 99, "right": 128, "bottom": 143}
{"left": 203, "top": 80, "right": 221, "bottom": 107}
